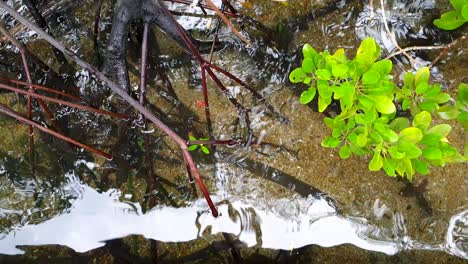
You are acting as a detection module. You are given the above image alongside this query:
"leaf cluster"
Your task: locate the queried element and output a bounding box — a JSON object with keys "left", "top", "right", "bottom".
{"left": 188, "top": 135, "right": 210, "bottom": 154}
{"left": 433, "top": 0, "right": 468, "bottom": 30}
{"left": 289, "top": 37, "right": 466, "bottom": 180}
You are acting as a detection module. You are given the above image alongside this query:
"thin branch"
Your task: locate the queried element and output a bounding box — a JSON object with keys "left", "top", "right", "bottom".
{"left": 0, "top": 103, "right": 112, "bottom": 159}
{"left": 164, "top": 0, "right": 238, "bottom": 18}
{"left": 204, "top": 0, "right": 251, "bottom": 45}
{"left": 379, "top": 0, "right": 416, "bottom": 65}
{"left": 0, "top": 78, "right": 81, "bottom": 101}
{"left": 0, "top": 2, "right": 218, "bottom": 217}
{"left": 0, "top": 83, "right": 128, "bottom": 119}
{"left": 385, "top": 45, "right": 446, "bottom": 60}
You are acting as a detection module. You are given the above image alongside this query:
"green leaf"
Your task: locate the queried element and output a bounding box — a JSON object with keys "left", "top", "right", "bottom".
{"left": 303, "top": 44, "right": 318, "bottom": 59}
{"left": 403, "top": 72, "right": 414, "bottom": 89}
{"left": 434, "top": 11, "right": 465, "bottom": 30}
{"left": 383, "top": 158, "right": 397, "bottom": 176}
{"left": 380, "top": 128, "right": 399, "bottom": 143}
{"left": 389, "top": 146, "right": 405, "bottom": 159}
{"left": 413, "top": 159, "right": 429, "bottom": 175}
{"left": 413, "top": 111, "right": 432, "bottom": 132}
{"left": 321, "top": 136, "right": 341, "bottom": 148}
{"left": 189, "top": 144, "right": 199, "bottom": 151}
{"left": 200, "top": 145, "right": 210, "bottom": 154}
{"left": 451, "top": 0, "right": 465, "bottom": 11}
{"left": 402, "top": 98, "right": 411, "bottom": 111}
{"left": 457, "top": 83, "right": 468, "bottom": 104}
{"left": 339, "top": 145, "right": 352, "bottom": 159}
{"left": 317, "top": 80, "right": 332, "bottom": 98}
{"left": 399, "top": 127, "right": 423, "bottom": 143}
{"left": 369, "top": 151, "right": 383, "bottom": 171}
{"left": 299, "top": 87, "right": 317, "bottom": 104}
{"left": 436, "top": 105, "right": 459, "bottom": 120}
{"left": 302, "top": 58, "right": 315, "bottom": 73}
{"left": 356, "top": 133, "right": 368, "bottom": 147}
{"left": 375, "top": 97, "right": 396, "bottom": 114}
{"left": 289, "top": 68, "right": 307, "bottom": 83}
{"left": 316, "top": 69, "right": 331, "bottom": 80}
{"left": 356, "top": 37, "right": 381, "bottom": 63}
{"left": 324, "top": 117, "right": 335, "bottom": 128}
{"left": 415, "top": 83, "right": 429, "bottom": 95}
{"left": 189, "top": 135, "right": 197, "bottom": 141}
{"left": 389, "top": 117, "right": 410, "bottom": 132}
{"left": 318, "top": 94, "right": 332, "bottom": 112}
{"left": 462, "top": 4, "right": 468, "bottom": 20}
{"left": 398, "top": 142, "right": 422, "bottom": 159}
{"left": 371, "top": 59, "right": 393, "bottom": 75}
{"left": 332, "top": 64, "right": 349, "bottom": 78}
{"left": 428, "top": 124, "right": 452, "bottom": 138}
{"left": 420, "top": 133, "right": 442, "bottom": 146}
{"left": 357, "top": 95, "right": 375, "bottom": 109}
{"left": 362, "top": 70, "right": 381, "bottom": 85}
{"left": 414, "top": 67, "right": 430, "bottom": 87}
{"left": 422, "top": 147, "right": 442, "bottom": 160}
{"left": 418, "top": 101, "right": 438, "bottom": 112}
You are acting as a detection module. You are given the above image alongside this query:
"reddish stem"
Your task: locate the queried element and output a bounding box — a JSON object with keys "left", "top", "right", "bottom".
{"left": 0, "top": 103, "right": 112, "bottom": 159}
{"left": 1, "top": 78, "right": 82, "bottom": 101}
{"left": 0, "top": 83, "right": 128, "bottom": 119}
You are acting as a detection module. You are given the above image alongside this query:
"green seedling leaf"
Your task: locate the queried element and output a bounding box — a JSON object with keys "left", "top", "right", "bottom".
{"left": 383, "top": 158, "right": 397, "bottom": 176}
{"left": 389, "top": 146, "right": 405, "bottom": 159}
{"left": 371, "top": 59, "right": 393, "bottom": 75}
{"left": 303, "top": 44, "right": 318, "bottom": 59}
{"left": 189, "top": 144, "right": 199, "bottom": 151}
{"left": 339, "top": 145, "right": 351, "bottom": 159}
{"left": 389, "top": 117, "right": 410, "bottom": 132}
{"left": 413, "top": 111, "right": 432, "bottom": 132}
{"left": 317, "top": 80, "right": 332, "bottom": 98}
{"left": 420, "top": 133, "right": 443, "bottom": 146}
{"left": 403, "top": 72, "right": 414, "bottom": 89}
{"left": 332, "top": 64, "right": 349, "bottom": 78}
{"left": 436, "top": 105, "right": 459, "bottom": 120}
{"left": 414, "top": 67, "right": 430, "bottom": 87}
{"left": 299, "top": 87, "right": 317, "bottom": 104}
{"left": 324, "top": 117, "right": 335, "bottom": 129}
{"left": 375, "top": 97, "right": 396, "bottom": 114}
{"left": 428, "top": 124, "right": 452, "bottom": 138}
{"left": 302, "top": 58, "right": 315, "bottom": 73}
{"left": 318, "top": 94, "right": 332, "bottom": 112}
{"left": 362, "top": 70, "right": 381, "bottom": 85}
{"left": 289, "top": 68, "right": 307, "bottom": 83}
{"left": 357, "top": 95, "right": 375, "bottom": 109}
{"left": 369, "top": 151, "right": 383, "bottom": 171}
{"left": 422, "top": 147, "right": 442, "bottom": 160}
{"left": 457, "top": 83, "right": 468, "bottom": 104}
{"left": 380, "top": 128, "right": 399, "bottom": 143}
{"left": 451, "top": 0, "right": 466, "bottom": 11}
{"left": 200, "top": 145, "right": 210, "bottom": 154}
{"left": 356, "top": 133, "right": 368, "bottom": 147}
{"left": 434, "top": 11, "right": 465, "bottom": 30}
{"left": 321, "top": 136, "right": 341, "bottom": 148}
{"left": 398, "top": 142, "right": 422, "bottom": 159}
{"left": 413, "top": 159, "right": 429, "bottom": 175}
{"left": 463, "top": 4, "right": 468, "bottom": 20}
{"left": 416, "top": 83, "right": 429, "bottom": 95}
{"left": 316, "top": 69, "right": 331, "bottom": 80}
{"left": 399, "top": 127, "right": 423, "bottom": 143}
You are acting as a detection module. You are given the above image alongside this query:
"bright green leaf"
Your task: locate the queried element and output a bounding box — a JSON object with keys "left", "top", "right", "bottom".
{"left": 189, "top": 144, "right": 199, "bottom": 151}
{"left": 316, "top": 69, "right": 332, "bottom": 80}
{"left": 303, "top": 44, "right": 318, "bottom": 59}
{"left": 302, "top": 58, "right": 315, "bottom": 73}
{"left": 200, "top": 145, "right": 210, "bottom": 154}
{"left": 413, "top": 111, "right": 432, "bottom": 132}
{"left": 321, "top": 136, "right": 341, "bottom": 148}
{"left": 369, "top": 151, "right": 383, "bottom": 171}
{"left": 289, "top": 68, "right": 307, "bottom": 83}
{"left": 362, "top": 70, "right": 381, "bottom": 85}
{"left": 413, "top": 159, "right": 429, "bottom": 175}
{"left": 414, "top": 67, "right": 430, "bottom": 87}
{"left": 422, "top": 147, "right": 442, "bottom": 160}
{"left": 332, "top": 64, "right": 349, "bottom": 78}
{"left": 299, "top": 87, "right": 317, "bottom": 104}
{"left": 339, "top": 145, "right": 351, "bottom": 159}
{"left": 399, "top": 127, "right": 423, "bottom": 143}
{"left": 375, "top": 97, "right": 396, "bottom": 114}
{"left": 428, "top": 124, "right": 452, "bottom": 138}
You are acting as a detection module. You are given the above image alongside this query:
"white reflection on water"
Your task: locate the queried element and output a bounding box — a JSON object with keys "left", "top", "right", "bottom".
{"left": 1, "top": 171, "right": 465, "bottom": 259}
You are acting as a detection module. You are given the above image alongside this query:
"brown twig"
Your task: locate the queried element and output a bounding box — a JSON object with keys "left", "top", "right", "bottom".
{"left": 0, "top": 78, "right": 81, "bottom": 101}
{"left": 0, "top": 83, "right": 128, "bottom": 119}
{"left": 204, "top": 0, "right": 251, "bottom": 45}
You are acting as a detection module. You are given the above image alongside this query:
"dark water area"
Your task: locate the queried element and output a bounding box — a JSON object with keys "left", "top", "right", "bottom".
{"left": 0, "top": 0, "right": 467, "bottom": 263}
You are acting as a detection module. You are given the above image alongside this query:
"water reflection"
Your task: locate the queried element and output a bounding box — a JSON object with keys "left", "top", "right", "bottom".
{"left": 0, "top": 169, "right": 465, "bottom": 259}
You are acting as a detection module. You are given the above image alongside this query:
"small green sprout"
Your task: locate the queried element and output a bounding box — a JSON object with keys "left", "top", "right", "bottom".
{"left": 188, "top": 135, "right": 210, "bottom": 154}
{"left": 433, "top": 0, "right": 468, "bottom": 30}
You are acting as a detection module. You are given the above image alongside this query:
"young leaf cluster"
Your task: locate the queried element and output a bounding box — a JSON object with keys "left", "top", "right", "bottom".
{"left": 289, "top": 37, "right": 466, "bottom": 180}
{"left": 433, "top": 0, "right": 468, "bottom": 30}
{"left": 188, "top": 135, "right": 210, "bottom": 154}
